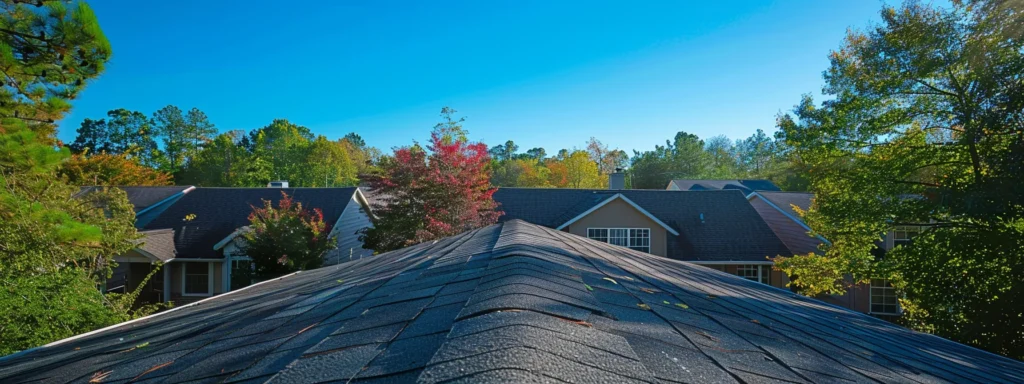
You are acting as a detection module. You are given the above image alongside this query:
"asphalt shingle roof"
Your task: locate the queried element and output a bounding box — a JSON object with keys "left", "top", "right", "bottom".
{"left": 494, "top": 188, "right": 793, "bottom": 262}
{"left": 758, "top": 191, "right": 814, "bottom": 219}
{"left": 143, "top": 188, "right": 357, "bottom": 259}
{"left": 2, "top": 220, "right": 1019, "bottom": 383}
{"left": 135, "top": 229, "right": 177, "bottom": 262}
{"left": 669, "top": 179, "right": 781, "bottom": 194}
{"left": 78, "top": 186, "right": 192, "bottom": 213}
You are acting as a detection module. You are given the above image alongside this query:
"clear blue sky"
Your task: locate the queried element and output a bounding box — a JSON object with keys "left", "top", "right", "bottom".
{"left": 61, "top": 0, "right": 892, "bottom": 155}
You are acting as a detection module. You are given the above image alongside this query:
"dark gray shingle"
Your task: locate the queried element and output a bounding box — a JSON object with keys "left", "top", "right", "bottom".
{"left": 1, "top": 220, "right": 1020, "bottom": 383}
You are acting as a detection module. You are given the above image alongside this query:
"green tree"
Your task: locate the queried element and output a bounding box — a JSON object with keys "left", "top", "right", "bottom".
{"left": 0, "top": 0, "right": 160, "bottom": 354}
{"left": 432, "top": 106, "right": 469, "bottom": 145}
{"left": 152, "top": 105, "right": 188, "bottom": 174}
{"left": 183, "top": 107, "right": 216, "bottom": 163}
{"left": 563, "top": 150, "right": 604, "bottom": 188}
{"left": 628, "top": 131, "right": 710, "bottom": 189}
{"left": 704, "top": 135, "right": 739, "bottom": 178}
{"left": 775, "top": 0, "right": 1024, "bottom": 359}
{"left": 106, "top": 108, "right": 161, "bottom": 168}
{"left": 301, "top": 135, "right": 358, "bottom": 187}
{"left": 489, "top": 140, "right": 519, "bottom": 161}
{"left": 525, "top": 147, "right": 546, "bottom": 161}
{"left": 179, "top": 131, "right": 250, "bottom": 186}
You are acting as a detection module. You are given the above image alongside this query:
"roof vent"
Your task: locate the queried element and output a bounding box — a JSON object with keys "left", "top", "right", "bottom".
{"left": 267, "top": 180, "right": 289, "bottom": 188}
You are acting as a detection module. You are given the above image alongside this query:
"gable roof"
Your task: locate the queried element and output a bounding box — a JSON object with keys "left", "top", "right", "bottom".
{"left": 756, "top": 191, "right": 814, "bottom": 218}
{"left": 1, "top": 220, "right": 1020, "bottom": 383}
{"left": 494, "top": 188, "right": 792, "bottom": 262}
{"left": 134, "top": 229, "right": 177, "bottom": 262}
{"left": 668, "top": 179, "right": 781, "bottom": 194}
{"left": 143, "top": 187, "right": 358, "bottom": 259}
{"left": 746, "top": 192, "right": 824, "bottom": 255}
{"left": 557, "top": 193, "right": 680, "bottom": 235}
{"left": 77, "top": 185, "right": 193, "bottom": 213}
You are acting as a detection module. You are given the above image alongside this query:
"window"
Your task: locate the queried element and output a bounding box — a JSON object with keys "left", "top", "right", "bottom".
{"left": 870, "top": 279, "right": 900, "bottom": 315}
{"left": 230, "top": 259, "right": 253, "bottom": 290}
{"left": 183, "top": 262, "right": 210, "bottom": 296}
{"left": 892, "top": 226, "right": 920, "bottom": 248}
{"left": 736, "top": 265, "right": 770, "bottom": 285}
{"left": 587, "top": 228, "right": 650, "bottom": 253}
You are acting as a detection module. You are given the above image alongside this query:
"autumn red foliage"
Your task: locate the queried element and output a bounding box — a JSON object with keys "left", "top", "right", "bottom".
{"left": 361, "top": 132, "right": 502, "bottom": 252}
{"left": 241, "top": 191, "right": 336, "bottom": 277}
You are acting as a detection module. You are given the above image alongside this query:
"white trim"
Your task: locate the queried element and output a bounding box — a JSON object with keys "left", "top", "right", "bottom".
{"left": 134, "top": 186, "right": 195, "bottom": 217}
{"left": 213, "top": 226, "right": 250, "bottom": 251}
{"left": 687, "top": 260, "right": 774, "bottom": 265}
{"left": 586, "top": 227, "right": 652, "bottom": 253}
{"left": 746, "top": 192, "right": 831, "bottom": 245}
{"left": 869, "top": 278, "right": 902, "bottom": 315}
{"left": 0, "top": 270, "right": 304, "bottom": 361}
{"left": 556, "top": 193, "right": 679, "bottom": 236}
{"left": 181, "top": 261, "right": 213, "bottom": 297}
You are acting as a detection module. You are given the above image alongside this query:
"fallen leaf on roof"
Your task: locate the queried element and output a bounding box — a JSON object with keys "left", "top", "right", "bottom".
{"left": 640, "top": 287, "right": 657, "bottom": 293}
{"left": 750, "top": 319, "right": 761, "bottom": 324}
{"left": 637, "top": 303, "right": 651, "bottom": 310}
{"left": 337, "top": 279, "right": 344, "bottom": 283}
{"left": 707, "top": 295, "right": 717, "bottom": 300}
{"left": 135, "top": 342, "right": 149, "bottom": 349}
{"left": 584, "top": 284, "right": 593, "bottom": 291}
{"left": 663, "top": 300, "right": 670, "bottom": 305}
{"left": 133, "top": 362, "right": 172, "bottom": 381}
{"left": 603, "top": 277, "right": 618, "bottom": 284}
{"left": 297, "top": 322, "right": 319, "bottom": 334}
{"left": 90, "top": 370, "right": 112, "bottom": 383}
{"left": 622, "top": 276, "right": 634, "bottom": 281}
{"left": 675, "top": 303, "right": 689, "bottom": 309}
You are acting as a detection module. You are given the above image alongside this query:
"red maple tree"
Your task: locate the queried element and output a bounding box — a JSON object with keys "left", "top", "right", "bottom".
{"left": 362, "top": 131, "right": 502, "bottom": 252}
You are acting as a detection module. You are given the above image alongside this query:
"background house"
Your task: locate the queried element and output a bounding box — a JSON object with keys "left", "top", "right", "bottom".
{"left": 747, "top": 190, "right": 909, "bottom": 317}
{"left": 666, "top": 178, "right": 781, "bottom": 194}
{"left": 109, "top": 186, "right": 375, "bottom": 305}
{"left": 494, "top": 187, "right": 796, "bottom": 289}
{"left": 2, "top": 220, "right": 1018, "bottom": 383}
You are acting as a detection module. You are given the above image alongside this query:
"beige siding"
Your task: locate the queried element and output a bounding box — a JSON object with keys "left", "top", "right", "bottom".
{"left": 213, "top": 263, "right": 224, "bottom": 294}
{"left": 564, "top": 198, "right": 669, "bottom": 257}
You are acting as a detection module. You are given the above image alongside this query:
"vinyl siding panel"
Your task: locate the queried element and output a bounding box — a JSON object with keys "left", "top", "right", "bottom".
{"left": 324, "top": 194, "right": 375, "bottom": 264}
{"left": 564, "top": 198, "right": 669, "bottom": 257}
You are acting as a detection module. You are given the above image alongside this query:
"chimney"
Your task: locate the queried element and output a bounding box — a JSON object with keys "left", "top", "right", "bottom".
{"left": 609, "top": 168, "right": 626, "bottom": 190}
{"left": 267, "top": 180, "right": 289, "bottom": 188}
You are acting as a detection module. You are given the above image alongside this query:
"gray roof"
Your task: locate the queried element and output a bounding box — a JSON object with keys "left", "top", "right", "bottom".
{"left": 79, "top": 186, "right": 192, "bottom": 213}
{"left": 669, "top": 179, "right": 781, "bottom": 194}
{"left": 494, "top": 188, "right": 792, "bottom": 262}
{"left": 143, "top": 188, "right": 358, "bottom": 259}
{"left": 758, "top": 191, "right": 814, "bottom": 219}
{"left": 1, "top": 220, "right": 1019, "bottom": 383}
{"left": 135, "top": 229, "right": 177, "bottom": 262}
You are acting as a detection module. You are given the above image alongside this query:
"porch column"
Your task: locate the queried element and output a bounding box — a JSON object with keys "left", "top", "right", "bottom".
{"left": 223, "top": 256, "right": 231, "bottom": 293}
{"left": 163, "top": 262, "right": 171, "bottom": 303}
{"left": 207, "top": 262, "right": 215, "bottom": 295}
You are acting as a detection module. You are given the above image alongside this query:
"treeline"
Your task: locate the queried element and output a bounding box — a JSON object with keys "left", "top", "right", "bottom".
{"left": 487, "top": 129, "right": 807, "bottom": 190}
{"left": 63, "top": 107, "right": 381, "bottom": 187}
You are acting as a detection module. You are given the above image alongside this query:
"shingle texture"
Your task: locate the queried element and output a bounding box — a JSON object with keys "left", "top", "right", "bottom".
{"left": 494, "top": 188, "right": 793, "bottom": 262}
{"left": 136, "top": 229, "right": 177, "bottom": 262}
{"left": 2, "top": 220, "right": 1019, "bottom": 383}
{"left": 78, "top": 186, "right": 192, "bottom": 212}
{"left": 143, "top": 188, "right": 357, "bottom": 259}
{"left": 748, "top": 192, "right": 822, "bottom": 255}
{"left": 669, "top": 179, "right": 781, "bottom": 194}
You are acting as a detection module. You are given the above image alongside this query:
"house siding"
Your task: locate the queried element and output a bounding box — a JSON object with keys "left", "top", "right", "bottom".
{"left": 564, "top": 198, "right": 669, "bottom": 257}
{"left": 749, "top": 196, "right": 821, "bottom": 255}
{"left": 324, "top": 193, "right": 375, "bottom": 264}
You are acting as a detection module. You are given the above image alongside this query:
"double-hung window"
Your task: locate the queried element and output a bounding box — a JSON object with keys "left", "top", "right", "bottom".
{"left": 870, "top": 278, "right": 900, "bottom": 315}
{"left": 183, "top": 262, "right": 211, "bottom": 296}
{"left": 736, "top": 265, "right": 770, "bottom": 285}
{"left": 587, "top": 228, "right": 651, "bottom": 253}
{"left": 892, "top": 226, "right": 920, "bottom": 248}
